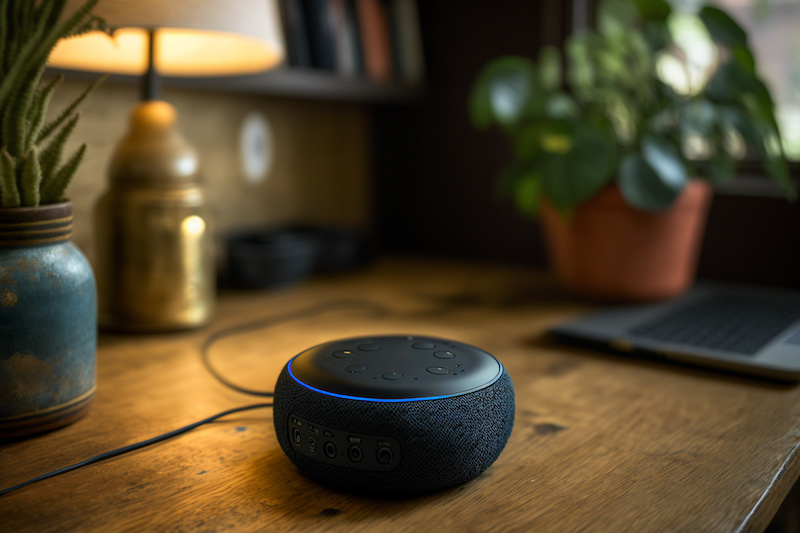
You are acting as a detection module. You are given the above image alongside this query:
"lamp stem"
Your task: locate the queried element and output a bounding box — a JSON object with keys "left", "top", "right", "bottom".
{"left": 142, "top": 28, "right": 161, "bottom": 101}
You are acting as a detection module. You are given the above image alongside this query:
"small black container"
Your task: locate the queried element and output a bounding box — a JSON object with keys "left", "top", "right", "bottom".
{"left": 225, "top": 230, "right": 318, "bottom": 289}
{"left": 224, "top": 226, "right": 372, "bottom": 290}
{"left": 286, "top": 225, "right": 371, "bottom": 273}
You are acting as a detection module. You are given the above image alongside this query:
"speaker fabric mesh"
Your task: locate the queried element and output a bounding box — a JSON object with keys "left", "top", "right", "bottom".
{"left": 273, "top": 366, "right": 515, "bottom": 495}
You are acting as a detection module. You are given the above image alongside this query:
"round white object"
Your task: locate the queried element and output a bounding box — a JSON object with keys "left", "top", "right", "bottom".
{"left": 239, "top": 112, "right": 274, "bottom": 184}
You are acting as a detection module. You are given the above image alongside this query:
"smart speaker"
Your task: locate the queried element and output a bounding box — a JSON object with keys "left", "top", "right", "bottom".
{"left": 273, "top": 335, "right": 515, "bottom": 495}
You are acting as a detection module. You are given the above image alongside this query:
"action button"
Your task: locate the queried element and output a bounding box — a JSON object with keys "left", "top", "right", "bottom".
{"left": 427, "top": 366, "right": 450, "bottom": 375}
{"left": 332, "top": 350, "right": 355, "bottom": 358}
{"left": 382, "top": 372, "right": 403, "bottom": 380}
{"left": 345, "top": 364, "right": 367, "bottom": 373}
{"left": 412, "top": 342, "right": 436, "bottom": 350}
{"left": 434, "top": 351, "right": 456, "bottom": 359}
{"left": 358, "top": 343, "right": 381, "bottom": 351}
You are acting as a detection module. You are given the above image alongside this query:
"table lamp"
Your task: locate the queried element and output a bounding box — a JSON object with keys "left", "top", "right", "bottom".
{"left": 47, "top": 0, "right": 285, "bottom": 332}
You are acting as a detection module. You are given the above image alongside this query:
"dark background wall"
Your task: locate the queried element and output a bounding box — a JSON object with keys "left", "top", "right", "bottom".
{"left": 373, "top": 1, "right": 800, "bottom": 289}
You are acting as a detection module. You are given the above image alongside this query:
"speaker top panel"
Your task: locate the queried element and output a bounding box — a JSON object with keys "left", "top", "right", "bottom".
{"left": 287, "top": 335, "right": 503, "bottom": 401}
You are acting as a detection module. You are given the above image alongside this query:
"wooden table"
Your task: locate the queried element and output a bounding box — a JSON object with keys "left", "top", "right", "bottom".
{"left": 2, "top": 258, "right": 799, "bottom": 532}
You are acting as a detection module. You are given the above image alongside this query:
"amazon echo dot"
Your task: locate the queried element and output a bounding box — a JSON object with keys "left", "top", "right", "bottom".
{"left": 273, "top": 335, "right": 515, "bottom": 495}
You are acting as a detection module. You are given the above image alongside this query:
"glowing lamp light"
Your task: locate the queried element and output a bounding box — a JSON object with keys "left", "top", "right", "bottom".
{"left": 49, "top": 0, "right": 285, "bottom": 79}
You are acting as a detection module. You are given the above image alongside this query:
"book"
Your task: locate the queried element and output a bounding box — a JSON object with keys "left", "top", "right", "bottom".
{"left": 354, "top": 0, "right": 394, "bottom": 82}
{"left": 329, "top": 0, "right": 364, "bottom": 76}
{"left": 388, "top": 0, "right": 425, "bottom": 85}
{"left": 279, "top": 0, "right": 313, "bottom": 68}
{"left": 303, "top": 0, "right": 337, "bottom": 70}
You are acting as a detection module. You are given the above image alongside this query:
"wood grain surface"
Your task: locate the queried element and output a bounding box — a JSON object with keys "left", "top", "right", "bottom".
{"left": 1, "top": 258, "right": 799, "bottom": 532}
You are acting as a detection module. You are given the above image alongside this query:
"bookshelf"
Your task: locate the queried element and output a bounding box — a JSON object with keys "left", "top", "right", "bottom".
{"left": 173, "top": 0, "right": 427, "bottom": 104}
{"left": 48, "top": 66, "right": 425, "bottom": 105}
{"left": 279, "top": 0, "right": 425, "bottom": 91}
{"left": 185, "top": 68, "right": 425, "bottom": 104}
{"left": 50, "top": 0, "right": 426, "bottom": 106}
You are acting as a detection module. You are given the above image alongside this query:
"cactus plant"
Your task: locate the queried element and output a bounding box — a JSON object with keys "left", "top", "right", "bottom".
{"left": 0, "top": 0, "right": 109, "bottom": 207}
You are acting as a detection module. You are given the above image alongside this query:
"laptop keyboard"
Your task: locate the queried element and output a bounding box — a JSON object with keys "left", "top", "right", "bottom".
{"left": 629, "top": 293, "right": 800, "bottom": 355}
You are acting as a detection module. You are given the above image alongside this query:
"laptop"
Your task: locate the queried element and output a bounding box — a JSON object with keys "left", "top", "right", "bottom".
{"left": 548, "top": 282, "right": 800, "bottom": 381}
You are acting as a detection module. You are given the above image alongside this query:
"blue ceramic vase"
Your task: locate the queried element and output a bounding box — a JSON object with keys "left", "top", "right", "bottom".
{"left": 0, "top": 201, "right": 97, "bottom": 438}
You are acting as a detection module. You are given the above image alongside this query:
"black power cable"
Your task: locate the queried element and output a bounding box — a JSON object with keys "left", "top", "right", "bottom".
{"left": 0, "top": 299, "right": 388, "bottom": 497}
{"left": 0, "top": 403, "right": 271, "bottom": 497}
{"left": 200, "top": 299, "right": 387, "bottom": 396}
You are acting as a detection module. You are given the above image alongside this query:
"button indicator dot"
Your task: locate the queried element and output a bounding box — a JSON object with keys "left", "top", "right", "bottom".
{"left": 358, "top": 343, "right": 381, "bottom": 351}
{"left": 412, "top": 342, "right": 436, "bottom": 350}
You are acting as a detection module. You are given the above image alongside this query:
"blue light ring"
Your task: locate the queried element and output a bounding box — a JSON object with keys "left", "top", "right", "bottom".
{"left": 287, "top": 356, "right": 504, "bottom": 403}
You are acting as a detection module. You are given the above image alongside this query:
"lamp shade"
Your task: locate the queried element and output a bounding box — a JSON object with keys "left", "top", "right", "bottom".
{"left": 48, "top": 0, "right": 285, "bottom": 76}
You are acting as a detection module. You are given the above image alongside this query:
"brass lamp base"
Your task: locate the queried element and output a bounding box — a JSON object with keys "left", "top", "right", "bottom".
{"left": 95, "top": 101, "right": 214, "bottom": 332}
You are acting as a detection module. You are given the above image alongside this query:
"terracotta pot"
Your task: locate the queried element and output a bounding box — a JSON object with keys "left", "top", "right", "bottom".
{"left": 540, "top": 181, "right": 713, "bottom": 303}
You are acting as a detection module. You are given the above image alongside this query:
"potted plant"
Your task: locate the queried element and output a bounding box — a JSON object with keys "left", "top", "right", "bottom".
{"left": 469, "top": 0, "right": 796, "bottom": 302}
{"left": 0, "top": 0, "right": 108, "bottom": 438}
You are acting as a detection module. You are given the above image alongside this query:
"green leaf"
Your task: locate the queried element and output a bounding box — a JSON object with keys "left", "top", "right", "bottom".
{"left": 699, "top": 6, "right": 748, "bottom": 48}
{"left": 1, "top": 0, "right": 99, "bottom": 115}
{"left": 712, "top": 79, "right": 781, "bottom": 161}
{"left": 599, "top": 0, "right": 640, "bottom": 37}
{"left": 641, "top": 134, "right": 689, "bottom": 191}
{"left": 719, "top": 105, "right": 762, "bottom": 151}
{"left": 537, "top": 46, "right": 562, "bottom": 91}
{"left": 758, "top": 127, "right": 796, "bottom": 200}
{"left": 596, "top": 45, "right": 631, "bottom": 83}
{"left": 544, "top": 93, "right": 578, "bottom": 119}
{"left": 41, "top": 144, "right": 85, "bottom": 204}
{"left": 732, "top": 44, "right": 755, "bottom": 75}
{"left": 3, "top": 61, "right": 46, "bottom": 155}
{"left": 514, "top": 119, "right": 569, "bottom": 161}
{"left": 40, "top": 0, "right": 68, "bottom": 29}
{"left": 0, "top": 59, "right": 45, "bottom": 154}
{"left": 707, "top": 59, "right": 778, "bottom": 138}
{"left": 617, "top": 152, "right": 682, "bottom": 211}
{"left": 37, "top": 74, "right": 106, "bottom": 144}
{"left": 17, "top": 0, "right": 32, "bottom": 42}
{"left": 632, "top": 0, "right": 672, "bottom": 22}
{"left": 705, "top": 150, "right": 736, "bottom": 185}
{"left": 19, "top": 146, "right": 41, "bottom": 206}
{"left": 489, "top": 73, "right": 535, "bottom": 127}
{"left": 0, "top": 0, "right": 9, "bottom": 72}
{"left": 764, "top": 149, "right": 796, "bottom": 201}
{"left": 39, "top": 113, "right": 79, "bottom": 185}
{"left": 706, "top": 61, "right": 750, "bottom": 102}
{"left": 566, "top": 33, "right": 595, "bottom": 93}
{"left": 719, "top": 104, "right": 795, "bottom": 199}
{"left": 25, "top": 74, "right": 62, "bottom": 150}
{"left": 515, "top": 125, "right": 544, "bottom": 162}
{"left": 0, "top": 0, "right": 58, "bottom": 111}
{"left": 627, "top": 31, "right": 654, "bottom": 79}
{"left": 469, "top": 56, "right": 537, "bottom": 129}
{"left": 512, "top": 173, "right": 542, "bottom": 217}
{"left": 0, "top": 148, "right": 20, "bottom": 208}
{"left": 680, "top": 98, "right": 717, "bottom": 138}
{"left": 641, "top": 19, "right": 672, "bottom": 53}
{"left": 539, "top": 122, "right": 616, "bottom": 211}
{"left": 743, "top": 79, "right": 779, "bottom": 132}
